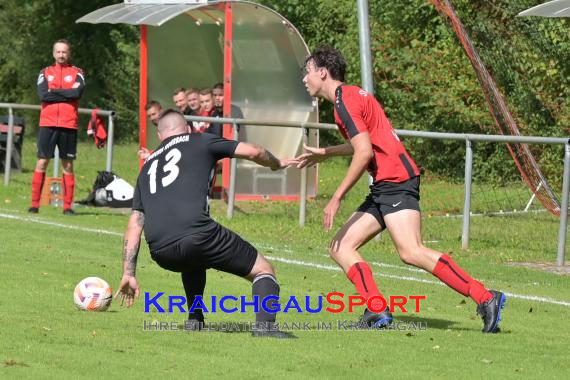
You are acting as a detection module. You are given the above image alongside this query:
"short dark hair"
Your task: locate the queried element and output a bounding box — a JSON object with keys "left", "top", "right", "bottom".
{"left": 145, "top": 100, "right": 162, "bottom": 111}
{"left": 185, "top": 88, "right": 199, "bottom": 96}
{"left": 305, "top": 45, "right": 346, "bottom": 82}
{"left": 213, "top": 82, "right": 223, "bottom": 90}
{"left": 199, "top": 88, "right": 213, "bottom": 96}
{"left": 157, "top": 108, "right": 183, "bottom": 121}
{"left": 54, "top": 39, "right": 71, "bottom": 49}
{"left": 172, "top": 87, "right": 186, "bottom": 96}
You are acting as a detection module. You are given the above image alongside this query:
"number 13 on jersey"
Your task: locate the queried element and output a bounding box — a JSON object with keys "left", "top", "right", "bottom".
{"left": 147, "top": 148, "right": 182, "bottom": 194}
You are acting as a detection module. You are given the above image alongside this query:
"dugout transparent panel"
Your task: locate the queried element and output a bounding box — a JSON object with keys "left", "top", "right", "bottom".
{"left": 146, "top": 1, "right": 318, "bottom": 198}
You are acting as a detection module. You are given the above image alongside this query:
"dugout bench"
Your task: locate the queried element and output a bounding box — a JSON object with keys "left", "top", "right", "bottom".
{"left": 0, "top": 115, "right": 25, "bottom": 172}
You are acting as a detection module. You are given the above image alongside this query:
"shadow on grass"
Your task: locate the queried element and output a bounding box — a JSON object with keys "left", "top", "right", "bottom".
{"left": 395, "top": 315, "right": 476, "bottom": 331}
{"left": 70, "top": 207, "right": 131, "bottom": 217}
{"left": 177, "top": 321, "right": 297, "bottom": 339}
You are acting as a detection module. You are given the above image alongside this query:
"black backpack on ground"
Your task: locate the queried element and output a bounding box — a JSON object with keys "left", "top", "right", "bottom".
{"left": 78, "top": 171, "right": 133, "bottom": 208}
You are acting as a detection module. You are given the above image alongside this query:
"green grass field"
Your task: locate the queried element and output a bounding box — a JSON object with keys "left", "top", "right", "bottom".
{"left": 1, "top": 141, "right": 569, "bottom": 379}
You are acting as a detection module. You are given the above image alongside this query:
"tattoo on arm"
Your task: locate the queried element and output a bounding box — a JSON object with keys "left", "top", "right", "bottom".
{"left": 122, "top": 210, "right": 144, "bottom": 277}
{"left": 123, "top": 238, "right": 140, "bottom": 277}
{"left": 134, "top": 210, "right": 145, "bottom": 228}
{"left": 259, "top": 149, "right": 280, "bottom": 170}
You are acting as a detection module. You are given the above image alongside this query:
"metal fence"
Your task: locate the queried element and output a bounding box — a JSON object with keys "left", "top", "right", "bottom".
{"left": 0, "top": 102, "right": 115, "bottom": 185}
{"left": 2, "top": 108, "right": 567, "bottom": 266}
{"left": 186, "top": 114, "right": 570, "bottom": 267}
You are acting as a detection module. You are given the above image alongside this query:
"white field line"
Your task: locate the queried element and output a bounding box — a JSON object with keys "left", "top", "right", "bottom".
{"left": 0, "top": 212, "right": 123, "bottom": 236}
{"left": 256, "top": 244, "right": 427, "bottom": 274}
{"left": 265, "top": 256, "right": 570, "bottom": 307}
{"left": 2, "top": 211, "right": 569, "bottom": 308}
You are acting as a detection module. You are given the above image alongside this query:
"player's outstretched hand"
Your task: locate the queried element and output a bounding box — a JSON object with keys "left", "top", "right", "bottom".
{"left": 323, "top": 196, "right": 341, "bottom": 231}
{"left": 295, "top": 144, "right": 328, "bottom": 169}
{"left": 138, "top": 147, "right": 151, "bottom": 160}
{"left": 114, "top": 274, "right": 140, "bottom": 308}
{"left": 278, "top": 158, "right": 301, "bottom": 169}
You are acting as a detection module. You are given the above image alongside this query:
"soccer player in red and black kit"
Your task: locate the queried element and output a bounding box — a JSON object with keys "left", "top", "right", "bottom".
{"left": 29, "top": 39, "right": 85, "bottom": 215}
{"left": 297, "top": 45, "right": 506, "bottom": 333}
{"left": 115, "top": 109, "right": 296, "bottom": 338}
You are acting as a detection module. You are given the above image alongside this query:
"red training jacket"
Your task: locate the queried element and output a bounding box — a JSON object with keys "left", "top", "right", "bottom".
{"left": 37, "top": 63, "right": 85, "bottom": 129}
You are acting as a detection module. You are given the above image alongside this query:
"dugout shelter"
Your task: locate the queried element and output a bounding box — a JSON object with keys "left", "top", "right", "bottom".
{"left": 78, "top": 0, "right": 318, "bottom": 200}
{"left": 518, "top": 0, "right": 570, "bottom": 17}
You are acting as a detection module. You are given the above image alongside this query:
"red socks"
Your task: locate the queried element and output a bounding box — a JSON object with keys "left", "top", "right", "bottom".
{"left": 347, "top": 262, "right": 385, "bottom": 311}
{"left": 63, "top": 173, "right": 75, "bottom": 210}
{"left": 347, "top": 256, "right": 492, "bottom": 308}
{"left": 432, "top": 254, "right": 493, "bottom": 304}
{"left": 31, "top": 170, "right": 46, "bottom": 208}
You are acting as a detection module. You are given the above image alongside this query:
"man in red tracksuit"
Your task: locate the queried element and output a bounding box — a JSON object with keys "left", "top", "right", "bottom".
{"left": 29, "top": 39, "right": 85, "bottom": 215}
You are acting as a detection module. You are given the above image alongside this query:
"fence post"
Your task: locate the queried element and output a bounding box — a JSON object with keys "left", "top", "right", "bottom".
{"left": 227, "top": 122, "right": 238, "bottom": 220}
{"left": 3, "top": 107, "right": 14, "bottom": 185}
{"left": 556, "top": 142, "right": 570, "bottom": 266}
{"left": 52, "top": 148, "right": 60, "bottom": 178}
{"left": 106, "top": 113, "right": 114, "bottom": 172}
{"left": 462, "top": 139, "right": 473, "bottom": 250}
{"left": 299, "top": 127, "right": 308, "bottom": 227}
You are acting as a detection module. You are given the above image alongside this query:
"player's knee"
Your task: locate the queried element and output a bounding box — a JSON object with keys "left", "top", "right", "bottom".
{"left": 398, "top": 246, "right": 421, "bottom": 266}
{"left": 329, "top": 239, "right": 355, "bottom": 261}
{"left": 328, "top": 243, "right": 341, "bottom": 261}
{"left": 61, "top": 161, "right": 74, "bottom": 174}
{"left": 261, "top": 261, "right": 274, "bottom": 275}
{"left": 250, "top": 255, "right": 275, "bottom": 277}
{"left": 36, "top": 159, "right": 49, "bottom": 171}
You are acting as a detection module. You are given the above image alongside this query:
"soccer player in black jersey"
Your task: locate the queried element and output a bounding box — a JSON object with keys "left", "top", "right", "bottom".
{"left": 115, "top": 109, "right": 295, "bottom": 338}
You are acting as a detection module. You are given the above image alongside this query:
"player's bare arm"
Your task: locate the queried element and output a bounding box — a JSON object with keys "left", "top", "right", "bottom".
{"left": 137, "top": 147, "right": 151, "bottom": 160}
{"left": 234, "top": 142, "right": 294, "bottom": 170}
{"left": 115, "top": 210, "right": 144, "bottom": 307}
{"left": 295, "top": 142, "right": 353, "bottom": 169}
{"left": 323, "top": 133, "right": 373, "bottom": 230}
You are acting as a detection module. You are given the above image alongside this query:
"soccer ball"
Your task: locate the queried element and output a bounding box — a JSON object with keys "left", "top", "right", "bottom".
{"left": 73, "top": 277, "right": 113, "bottom": 311}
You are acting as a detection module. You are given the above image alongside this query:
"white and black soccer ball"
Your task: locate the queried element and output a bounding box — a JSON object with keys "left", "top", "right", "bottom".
{"left": 73, "top": 277, "right": 113, "bottom": 311}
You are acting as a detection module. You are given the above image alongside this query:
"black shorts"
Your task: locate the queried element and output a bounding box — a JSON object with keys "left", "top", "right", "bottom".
{"left": 37, "top": 127, "right": 77, "bottom": 160}
{"left": 356, "top": 176, "right": 421, "bottom": 229}
{"left": 150, "top": 222, "right": 258, "bottom": 277}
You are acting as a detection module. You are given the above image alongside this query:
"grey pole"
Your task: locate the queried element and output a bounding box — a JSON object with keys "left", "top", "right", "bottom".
{"left": 357, "top": 0, "right": 374, "bottom": 94}
{"left": 3, "top": 107, "right": 14, "bottom": 185}
{"left": 227, "top": 123, "right": 238, "bottom": 220}
{"left": 357, "top": 0, "right": 379, "bottom": 236}
{"left": 105, "top": 114, "right": 115, "bottom": 172}
{"left": 299, "top": 128, "right": 308, "bottom": 227}
{"left": 53, "top": 149, "right": 60, "bottom": 178}
{"left": 462, "top": 139, "right": 473, "bottom": 249}
{"left": 556, "top": 142, "right": 570, "bottom": 266}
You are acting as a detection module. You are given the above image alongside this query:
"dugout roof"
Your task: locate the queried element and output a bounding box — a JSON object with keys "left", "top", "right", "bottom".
{"left": 77, "top": 0, "right": 318, "bottom": 200}
{"left": 518, "top": 0, "right": 570, "bottom": 17}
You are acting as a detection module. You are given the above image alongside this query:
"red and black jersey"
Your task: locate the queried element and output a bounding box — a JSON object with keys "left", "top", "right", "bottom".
{"left": 334, "top": 85, "right": 419, "bottom": 183}
{"left": 192, "top": 109, "right": 213, "bottom": 134}
{"left": 37, "top": 63, "right": 85, "bottom": 129}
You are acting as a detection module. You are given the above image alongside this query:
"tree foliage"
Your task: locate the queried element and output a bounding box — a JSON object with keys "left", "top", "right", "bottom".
{"left": 261, "top": 0, "right": 569, "bottom": 184}
{"left": 0, "top": 0, "right": 139, "bottom": 141}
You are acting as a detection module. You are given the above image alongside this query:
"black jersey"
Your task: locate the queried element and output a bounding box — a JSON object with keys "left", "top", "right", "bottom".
{"left": 132, "top": 133, "right": 238, "bottom": 250}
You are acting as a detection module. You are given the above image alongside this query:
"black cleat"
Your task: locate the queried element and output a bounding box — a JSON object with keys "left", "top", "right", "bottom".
{"left": 63, "top": 208, "right": 75, "bottom": 216}
{"left": 251, "top": 329, "right": 297, "bottom": 339}
{"left": 360, "top": 307, "right": 393, "bottom": 329}
{"left": 28, "top": 207, "right": 39, "bottom": 214}
{"left": 185, "top": 312, "right": 204, "bottom": 331}
{"left": 477, "top": 290, "right": 506, "bottom": 333}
